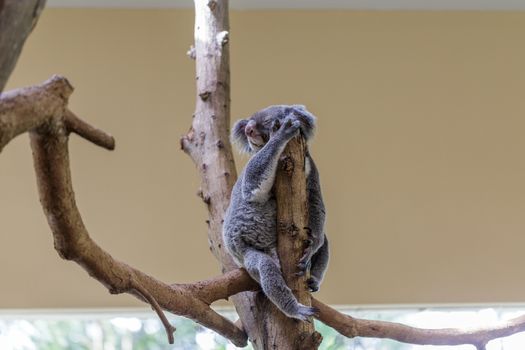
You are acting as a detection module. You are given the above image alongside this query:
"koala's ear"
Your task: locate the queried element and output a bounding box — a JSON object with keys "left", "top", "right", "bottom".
{"left": 292, "top": 105, "right": 316, "bottom": 140}
{"left": 231, "top": 119, "right": 251, "bottom": 153}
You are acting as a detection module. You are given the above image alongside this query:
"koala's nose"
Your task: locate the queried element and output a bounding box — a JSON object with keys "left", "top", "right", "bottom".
{"left": 245, "top": 121, "right": 257, "bottom": 136}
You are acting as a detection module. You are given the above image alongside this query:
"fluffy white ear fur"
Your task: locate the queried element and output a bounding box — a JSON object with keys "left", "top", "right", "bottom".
{"left": 293, "top": 104, "right": 307, "bottom": 111}
{"left": 231, "top": 118, "right": 254, "bottom": 154}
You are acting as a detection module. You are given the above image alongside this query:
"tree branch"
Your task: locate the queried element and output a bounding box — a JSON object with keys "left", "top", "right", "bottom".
{"left": 64, "top": 110, "right": 115, "bottom": 150}
{"left": 312, "top": 298, "right": 525, "bottom": 348}
{"left": 177, "top": 268, "right": 258, "bottom": 305}
{"left": 0, "top": 76, "right": 247, "bottom": 347}
{"left": 131, "top": 278, "right": 176, "bottom": 344}
{"left": 0, "top": 75, "right": 73, "bottom": 152}
{"left": 176, "top": 265, "right": 525, "bottom": 348}
{"left": 182, "top": 0, "right": 267, "bottom": 347}
{"left": 181, "top": 0, "right": 237, "bottom": 270}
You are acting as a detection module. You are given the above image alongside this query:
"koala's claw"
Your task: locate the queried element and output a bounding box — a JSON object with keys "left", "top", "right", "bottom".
{"left": 298, "top": 246, "right": 313, "bottom": 271}
{"left": 290, "top": 304, "right": 319, "bottom": 322}
{"left": 280, "top": 116, "right": 301, "bottom": 137}
{"left": 271, "top": 119, "right": 281, "bottom": 134}
{"left": 307, "top": 277, "right": 320, "bottom": 292}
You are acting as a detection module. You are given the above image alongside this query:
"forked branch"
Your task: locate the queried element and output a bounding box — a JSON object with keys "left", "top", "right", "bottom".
{"left": 0, "top": 76, "right": 247, "bottom": 346}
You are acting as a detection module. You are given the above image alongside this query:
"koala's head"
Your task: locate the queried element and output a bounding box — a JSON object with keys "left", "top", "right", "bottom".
{"left": 232, "top": 105, "right": 316, "bottom": 153}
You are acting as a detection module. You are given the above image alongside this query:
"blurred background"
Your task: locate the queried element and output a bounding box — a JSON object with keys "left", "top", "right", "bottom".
{"left": 2, "top": 1, "right": 525, "bottom": 311}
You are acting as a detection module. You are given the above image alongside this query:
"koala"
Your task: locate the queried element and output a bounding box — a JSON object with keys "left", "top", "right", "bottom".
{"left": 223, "top": 105, "right": 329, "bottom": 321}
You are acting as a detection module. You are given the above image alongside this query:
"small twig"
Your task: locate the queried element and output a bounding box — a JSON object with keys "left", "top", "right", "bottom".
{"left": 65, "top": 110, "right": 115, "bottom": 150}
{"left": 131, "top": 278, "right": 176, "bottom": 344}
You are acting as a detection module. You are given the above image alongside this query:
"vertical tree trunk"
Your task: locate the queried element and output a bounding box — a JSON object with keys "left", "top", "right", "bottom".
{"left": 0, "top": 0, "right": 47, "bottom": 92}
{"left": 183, "top": 0, "right": 265, "bottom": 347}
{"left": 272, "top": 136, "right": 322, "bottom": 349}
{"left": 184, "top": 1, "right": 320, "bottom": 349}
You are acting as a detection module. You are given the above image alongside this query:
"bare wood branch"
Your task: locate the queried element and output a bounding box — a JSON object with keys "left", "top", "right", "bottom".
{"left": 166, "top": 264, "right": 525, "bottom": 347}
{"left": 131, "top": 278, "right": 176, "bottom": 344}
{"left": 182, "top": 0, "right": 267, "bottom": 346}
{"left": 174, "top": 266, "right": 525, "bottom": 348}
{"left": 64, "top": 110, "right": 115, "bottom": 150}
{"left": 0, "top": 76, "right": 247, "bottom": 347}
{"left": 0, "top": 75, "right": 114, "bottom": 152}
{"left": 0, "top": 0, "right": 47, "bottom": 92}
{"left": 181, "top": 0, "right": 236, "bottom": 268}
{"left": 312, "top": 298, "right": 525, "bottom": 347}
{"left": 0, "top": 75, "right": 73, "bottom": 152}
{"left": 178, "top": 268, "right": 258, "bottom": 305}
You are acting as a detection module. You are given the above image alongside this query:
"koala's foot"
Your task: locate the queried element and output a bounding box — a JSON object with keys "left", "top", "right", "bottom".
{"left": 307, "top": 276, "right": 320, "bottom": 292}
{"left": 285, "top": 303, "right": 319, "bottom": 322}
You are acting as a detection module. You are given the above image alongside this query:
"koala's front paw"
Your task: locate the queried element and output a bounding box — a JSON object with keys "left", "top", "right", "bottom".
{"left": 270, "top": 119, "right": 281, "bottom": 138}
{"left": 274, "top": 115, "right": 300, "bottom": 140}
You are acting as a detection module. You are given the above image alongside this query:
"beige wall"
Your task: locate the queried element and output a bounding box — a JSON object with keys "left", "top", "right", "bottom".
{"left": 3, "top": 8, "right": 525, "bottom": 308}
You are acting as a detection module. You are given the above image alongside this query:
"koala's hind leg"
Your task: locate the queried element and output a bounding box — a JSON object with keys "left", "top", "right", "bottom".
{"left": 243, "top": 248, "right": 317, "bottom": 321}
{"left": 307, "top": 235, "right": 329, "bottom": 292}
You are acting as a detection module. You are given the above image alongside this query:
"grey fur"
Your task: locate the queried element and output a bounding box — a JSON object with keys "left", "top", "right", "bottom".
{"left": 223, "top": 105, "right": 329, "bottom": 321}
